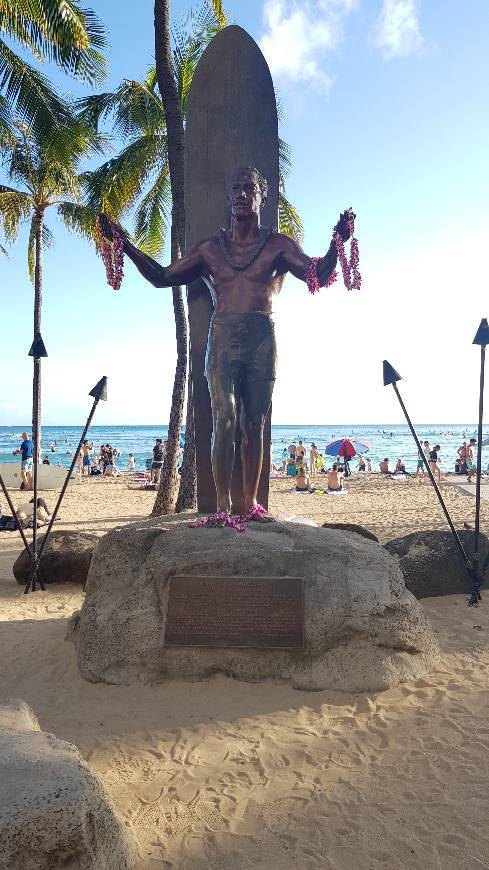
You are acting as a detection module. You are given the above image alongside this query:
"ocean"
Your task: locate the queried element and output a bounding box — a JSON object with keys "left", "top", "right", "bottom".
{"left": 0, "top": 424, "right": 484, "bottom": 474}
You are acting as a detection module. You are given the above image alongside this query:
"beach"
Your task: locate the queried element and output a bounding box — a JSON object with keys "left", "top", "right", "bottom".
{"left": 1, "top": 474, "right": 489, "bottom": 869}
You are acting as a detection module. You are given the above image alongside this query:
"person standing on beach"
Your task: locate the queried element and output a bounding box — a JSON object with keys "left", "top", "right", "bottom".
{"left": 13, "top": 432, "right": 33, "bottom": 490}
{"left": 152, "top": 438, "right": 164, "bottom": 483}
{"left": 429, "top": 444, "right": 441, "bottom": 483}
{"left": 457, "top": 441, "right": 468, "bottom": 474}
{"left": 466, "top": 438, "right": 477, "bottom": 483}
{"left": 82, "top": 440, "right": 91, "bottom": 477}
{"left": 310, "top": 443, "right": 318, "bottom": 476}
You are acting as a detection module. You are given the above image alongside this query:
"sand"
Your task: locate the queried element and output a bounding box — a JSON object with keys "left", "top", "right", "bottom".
{"left": 1, "top": 473, "right": 489, "bottom": 869}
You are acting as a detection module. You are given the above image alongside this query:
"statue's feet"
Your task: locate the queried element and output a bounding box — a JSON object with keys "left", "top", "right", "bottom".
{"left": 207, "top": 513, "right": 231, "bottom": 528}
{"left": 246, "top": 503, "right": 275, "bottom": 524}
{"left": 249, "top": 511, "right": 275, "bottom": 524}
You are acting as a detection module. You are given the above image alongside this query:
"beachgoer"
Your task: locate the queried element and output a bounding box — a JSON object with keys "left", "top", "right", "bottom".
{"left": 13, "top": 432, "right": 33, "bottom": 490}
{"left": 152, "top": 438, "right": 164, "bottom": 483}
{"left": 327, "top": 463, "right": 344, "bottom": 492}
{"left": 366, "top": 458, "right": 372, "bottom": 473}
{"left": 466, "top": 438, "right": 477, "bottom": 483}
{"left": 286, "top": 457, "right": 297, "bottom": 477}
{"left": 457, "top": 441, "right": 468, "bottom": 475}
{"left": 316, "top": 453, "right": 325, "bottom": 473}
{"left": 295, "top": 467, "right": 311, "bottom": 492}
{"left": 296, "top": 440, "right": 306, "bottom": 460}
{"left": 395, "top": 458, "right": 407, "bottom": 475}
{"left": 82, "top": 439, "right": 91, "bottom": 477}
{"left": 357, "top": 456, "right": 366, "bottom": 472}
{"left": 281, "top": 448, "right": 288, "bottom": 473}
{"left": 309, "top": 443, "right": 318, "bottom": 476}
{"left": 379, "top": 458, "right": 390, "bottom": 474}
{"left": 429, "top": 444, "right": 441, "bottom": 483}
{"left": 128, "top": 453, "right": 136, "bottom": 471}
{"left": 42, "top": 456, "right": 50, "bottom": 465}
{"left": 288, "top": 441, "right": 297, "bottom": 460}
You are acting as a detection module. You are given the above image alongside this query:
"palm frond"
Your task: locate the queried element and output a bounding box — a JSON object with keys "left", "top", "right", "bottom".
{"left": 279, "top": 190, "right": 304, "bottom": 243}
{"left": 77, "top": 79, "right": 164, "bottom": 138}
{"left": 0, "top": 183, "right": 31, "bottom": 240}
{"left": 278, "top": 137, "right": 292, "bottom": 179}
{"left": 210, "top": 0, "right": 227, "bottom": 26}
{"left": 172, "top": 2, "right": 226, "bottom": 115}
{"left": 134, "top": 165, "right": 171, "bottom": 258}
{"left": 81, "top": 134, "right": 166, "bottom": 219}
{"left": 57, "top": 199, "right": 97, "bottom": 240}
{"left": 0, "top": 0, "right": 108, "bottom": 83}
{"left": 0, "top": 38, "right": 72, "bottom": 137}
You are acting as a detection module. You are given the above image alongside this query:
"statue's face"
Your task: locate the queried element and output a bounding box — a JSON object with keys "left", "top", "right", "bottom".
{"left": 230, "top": 171, "right": 263, "bottom": 220}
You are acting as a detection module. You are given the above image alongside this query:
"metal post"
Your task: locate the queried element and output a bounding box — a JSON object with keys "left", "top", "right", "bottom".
{"left": 474, "top": 345, "right": 485, "bottom": 579}
{"left": 27, "top": 334, "right": 48, "bottom": 593}
{"left": 25, "top": 377, "right": 108, "bottom": 593}
{"left": 471, "top": 319, "right": 489, "bottom": 599}
{"left": 382, "top": 361, "right": 476, "bottom": 599}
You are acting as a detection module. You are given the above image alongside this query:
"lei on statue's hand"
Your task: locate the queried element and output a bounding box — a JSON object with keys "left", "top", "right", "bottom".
{"left": 95, "top": 215, "right": 125, "bottom": 291}
{"left": 306, "top": 207, "right": 361, "bottom": 295}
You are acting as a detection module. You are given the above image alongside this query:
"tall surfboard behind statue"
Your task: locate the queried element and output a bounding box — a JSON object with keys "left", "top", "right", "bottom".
{"left": 185, "top": 25, "right": 279, "bottom": 514}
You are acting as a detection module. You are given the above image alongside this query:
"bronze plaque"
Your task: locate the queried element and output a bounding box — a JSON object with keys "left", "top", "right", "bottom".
{"left": 165, "top": 576, "right": 304, "bottom": 649}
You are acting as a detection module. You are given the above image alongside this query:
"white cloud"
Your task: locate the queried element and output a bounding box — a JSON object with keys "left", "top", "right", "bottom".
{"left": 371, "top": 0, "right": 423, "bottom": 58}
{"left": 260, "top": 0, "right": 356, "bottom": 90}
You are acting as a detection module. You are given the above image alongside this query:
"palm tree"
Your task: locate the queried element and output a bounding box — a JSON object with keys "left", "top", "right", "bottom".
{"left": 0, "top": 0, "right": 107, "bottom": 139}
{"left": 0, "top": 111, "right": 100, "bottom": 459}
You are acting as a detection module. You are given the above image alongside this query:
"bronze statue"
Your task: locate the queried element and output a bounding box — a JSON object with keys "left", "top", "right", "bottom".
{"left": 100, "top": 167, "right": 352, "bottom": 521}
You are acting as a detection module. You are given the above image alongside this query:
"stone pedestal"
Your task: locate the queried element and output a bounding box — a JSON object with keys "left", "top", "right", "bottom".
{"left": 72, "top": 516, "right": 439, "bottom": 693}
{"left": 0, "top": 700, "right": 136, "bottom": 870}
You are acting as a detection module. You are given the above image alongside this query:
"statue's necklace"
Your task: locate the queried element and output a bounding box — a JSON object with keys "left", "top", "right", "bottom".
{"left": 219, "top": 226, "right": 275, "bottom": 272}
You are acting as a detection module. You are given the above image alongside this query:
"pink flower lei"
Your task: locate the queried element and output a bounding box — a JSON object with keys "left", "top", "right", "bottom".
{"left": 96, "top": 219, "right": 125, "bottom": 291}
{"left": 188, "top": 503, "right": 268, "bottom": 534}
{"left": 306, "top": 207, "right": 361, "bottom": 295}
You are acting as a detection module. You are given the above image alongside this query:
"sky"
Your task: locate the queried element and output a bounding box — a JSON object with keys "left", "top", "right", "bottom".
{"left": 1, "top": 0, "right": 488, "bottom": 426}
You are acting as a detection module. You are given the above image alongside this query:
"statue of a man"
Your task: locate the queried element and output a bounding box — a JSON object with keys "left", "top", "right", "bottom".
{"left": 100, "top": 166, "right": 352, "bottom": 521}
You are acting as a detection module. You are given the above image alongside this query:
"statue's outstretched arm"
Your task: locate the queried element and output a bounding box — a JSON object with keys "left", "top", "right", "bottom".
{"left": 281, "top": 210, "right": 353, "bottom": 287}
{"left": 98, "top": 213, "right": 204, "bottom": 288}
{"left": 281, "top": 236, "right": 338, "bottom": 285}
{"left": 123, "top": 236, "right": 204, "bottom": 288}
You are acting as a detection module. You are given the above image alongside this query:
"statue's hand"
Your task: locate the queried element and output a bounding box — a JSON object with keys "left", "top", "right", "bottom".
{"left": 98, "top": 213, "right": 125, "bottom": 243}
{"left": 335, "top": 210, "right": 355, "bottom": 242}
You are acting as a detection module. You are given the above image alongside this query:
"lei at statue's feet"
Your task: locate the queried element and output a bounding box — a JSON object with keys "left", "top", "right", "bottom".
{"left": 188, "top": 504, "right": 274, "bottom": 533}
{"left": 245, "top": 503, "right": 275, "bottom": 524}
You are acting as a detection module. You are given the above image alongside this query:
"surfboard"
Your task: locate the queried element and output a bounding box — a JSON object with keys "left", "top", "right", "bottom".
{"left": 0, "top": 463, "right": 75, "bottom": 490}
{"left": 185, "top": 25, "right": 279, "bottom": 513}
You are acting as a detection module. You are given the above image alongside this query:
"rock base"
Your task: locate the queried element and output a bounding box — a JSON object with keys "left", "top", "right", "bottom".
{"left": 72, "top": 515, "right": 439, "bottom": 693}
{"left": 385, "top": 529, "right": 489, "bottom": 598}
{"left": 0, "top": 700, "right": 136, "bottom": 870}
{"left": 13, "top": 530, "right": 100, "bottom": 586}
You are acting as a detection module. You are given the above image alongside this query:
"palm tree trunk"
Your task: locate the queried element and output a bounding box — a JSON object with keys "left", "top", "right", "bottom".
{"left": 175, "top": 358, "right": 196, "bottom": 511}
{"left": 152, "top": 0, "right": 189, "bottom": 516}
{"left": 152, "top": 226, "right": 187, "bottom": 515}
{"left": 32, "top": 209, "right": 43, "bottom": 465}
{"left": 154, "top": 0, "right": 185, "bottom": 252}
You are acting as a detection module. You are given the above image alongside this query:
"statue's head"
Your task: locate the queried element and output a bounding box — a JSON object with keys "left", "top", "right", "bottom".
{"left": 229, "top": 167, "right": 268, "bottom": 221}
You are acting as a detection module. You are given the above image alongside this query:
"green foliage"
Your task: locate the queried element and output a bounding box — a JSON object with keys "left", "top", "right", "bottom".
{"left": 0, "top": 0, "right": 107, "bottom": 136}
{"left": 0, "top": 113, "right": 101, "bottom": 281}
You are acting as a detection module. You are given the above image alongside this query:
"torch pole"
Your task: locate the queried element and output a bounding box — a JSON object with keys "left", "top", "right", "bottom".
{"left": 473, "top": 344, "right": 486, "bottom": 584}
{"left": 391, "top": 382, "right": 473, "bottom": 577}
{"left": 25, "top": 377, "right": 107, "bottom": 594}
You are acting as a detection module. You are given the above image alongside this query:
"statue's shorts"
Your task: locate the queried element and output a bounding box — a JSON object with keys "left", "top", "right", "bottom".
{"left": 205, "top": 313, "right": 277, "bottom": 387}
